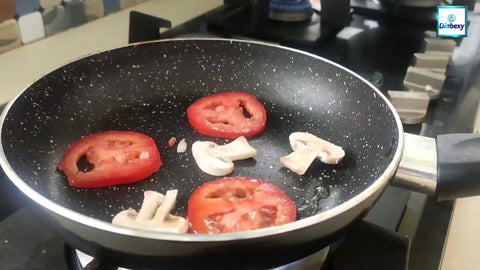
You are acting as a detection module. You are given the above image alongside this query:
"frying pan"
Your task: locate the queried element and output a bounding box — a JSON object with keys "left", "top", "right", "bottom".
{"left": 1, "top": 39, "right": 479, "bottom": 269}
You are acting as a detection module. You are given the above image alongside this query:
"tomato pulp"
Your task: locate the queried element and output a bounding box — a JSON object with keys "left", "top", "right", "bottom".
{"left": 58, "top": 131, "right": 162, "bottom": 188}
{"left": 187, "top": 177, "right": 296, "bottom": 234}
{"left": 187, "top": 92, "right": 267, "bottom": 139}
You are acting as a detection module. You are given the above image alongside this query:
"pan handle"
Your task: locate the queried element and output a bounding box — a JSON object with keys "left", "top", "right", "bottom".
{"left": 436, "top": 133, "right": 480, "bottom": 201}
{"left": 392, "top": 133, "right": 480, "bottom": 201}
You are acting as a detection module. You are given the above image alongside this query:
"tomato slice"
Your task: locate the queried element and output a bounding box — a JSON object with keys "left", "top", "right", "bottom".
{"left": 187, "top": 177, "right": 296, "bottom": 234}
{"left": 187, "top": 92, "right": 267, "bottom": 139}
{"left": 58, "top": 131, "right": 162, "bottom": 188}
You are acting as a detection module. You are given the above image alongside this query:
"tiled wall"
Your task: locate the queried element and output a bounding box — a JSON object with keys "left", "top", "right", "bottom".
{"left": 0, "top": 0, "right": 147, "bottom": 54}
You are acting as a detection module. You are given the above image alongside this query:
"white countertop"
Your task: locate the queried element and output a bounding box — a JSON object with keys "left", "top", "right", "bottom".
{"left": 441, "top": 196, "right": 480, "bottom": 270}
{"left": 0, "top": 1, "right": 478, "bottom": 269}
{"left": 0, "top": 0, "right": 222, "bottom": 105}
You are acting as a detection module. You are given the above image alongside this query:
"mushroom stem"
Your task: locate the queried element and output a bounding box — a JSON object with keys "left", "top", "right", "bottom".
{"left": 210, "top": 136, "right": 257, "bottom": 160}
{"left": 280, "top": 146, "right": 319, "bottom": 175}
{"left": 112, "top": 190, "right": 188, "bottom": 233}
{"left": 152, "top": 190, "right": 177, "bottom": 223}
{"left": 135, "top": 191, "right": 164, "bottom": 221}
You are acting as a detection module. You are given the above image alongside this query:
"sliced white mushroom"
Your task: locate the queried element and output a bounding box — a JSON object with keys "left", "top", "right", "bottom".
{"left": 112, "top": 190, "right": 188, "bottom": 233}
{"left": 176, "top": 138, "right": 187, "bottom": 153}
{"left": 210, "top": 136, "right": 257, "bottom": 160}
{"left": 192, "top": 136, "right": 257, "bottom": 176}
{"left": 280, "top": 146, "right": 320, "bottom": 176}
{"left": 192, "top": 141, "right": 234, "bottom": 176}
{"left": 280, "top": 132, "right": 345, "bottom": 175}
{"left": 135, "top": 190, "right": 164, "bottom": 220}
{"left": 289, "top": 132, "right": 345, "bottom": 164}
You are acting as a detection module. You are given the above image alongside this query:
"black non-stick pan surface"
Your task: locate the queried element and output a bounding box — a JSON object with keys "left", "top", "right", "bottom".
{"left": 0, "top": 39, "right": 400, "bottom": 267}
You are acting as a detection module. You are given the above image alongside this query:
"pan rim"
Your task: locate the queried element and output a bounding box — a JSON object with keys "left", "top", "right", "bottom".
{"left": 0, "top": 38, "right": 404, "bottom": 242}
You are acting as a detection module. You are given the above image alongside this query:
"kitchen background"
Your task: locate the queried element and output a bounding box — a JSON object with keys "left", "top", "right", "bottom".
{"left": 0, "top": 0, "right": 149, "bottom": 54}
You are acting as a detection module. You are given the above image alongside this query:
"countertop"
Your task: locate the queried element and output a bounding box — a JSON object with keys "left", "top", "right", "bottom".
{"left": 0, "top": 0, "right": 223, "bottom": 105}
{"left": 0, "top": 1, "right": 479, "bottom": 269}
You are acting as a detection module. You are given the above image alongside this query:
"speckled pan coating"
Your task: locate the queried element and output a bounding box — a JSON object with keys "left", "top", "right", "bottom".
{"left": 1, "top": 39, "right": 398, "bottom": 223}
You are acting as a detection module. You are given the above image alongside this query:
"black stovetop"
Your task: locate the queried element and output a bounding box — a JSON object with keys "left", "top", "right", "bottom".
{"left": 1, "top": 2, "right": 480, "bottom": 269}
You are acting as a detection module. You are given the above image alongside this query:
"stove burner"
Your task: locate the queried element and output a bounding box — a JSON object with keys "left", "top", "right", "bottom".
{"left": 269, "top": 0, "right": 314, "bottom": 22}
{"left": 72, "top": 248, "right": 330, "bottom": 270}
{"left": 65, "top": 222, "right": 408, "bottom": 270}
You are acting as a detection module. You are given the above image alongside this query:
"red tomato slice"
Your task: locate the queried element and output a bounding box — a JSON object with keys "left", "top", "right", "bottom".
{"left": 187, "top": 92, "right": 267, "bottom": 139}
{"left": 58, "top": 131, "right": 162, "bottom": 188}
{"left": 187, "top": 177, "right": 296, "bottom": 234}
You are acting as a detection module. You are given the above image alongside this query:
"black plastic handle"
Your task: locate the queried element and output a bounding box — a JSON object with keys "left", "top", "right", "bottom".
{"left": 436, "top": 133, "right": 480, "bottom": 201}
{"left": 128, "top": 11, "right": 172, "bottom": 44}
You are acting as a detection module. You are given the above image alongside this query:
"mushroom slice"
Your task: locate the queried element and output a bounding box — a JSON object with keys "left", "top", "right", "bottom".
{"left": 192, "top": 136, "right": 257, "bottom": 176}
{"left": 112, "top": 190, "right": 188, "bottom": 233}
{"left": 177, "top": 138, "right": 187, "bottom": 153}
{"left": 210, "top": 136, "right": 257, "bottom": 160}
{"left": 280, "top": 146, "right": 320, "bottom": 176}
{"left": 192, "top": 141, "right": 234, "bottom": 176}
{"left": 280, "top": 132, "right": 345, "bottom": 175}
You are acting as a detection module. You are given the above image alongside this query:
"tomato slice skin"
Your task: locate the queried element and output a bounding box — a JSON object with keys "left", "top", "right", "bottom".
{"left": 187, "top": 177, "right": 296, "bottom": 234}
{"left": 187, "top": 92, "right": 267, "bottom": 139}
{"left": 58, "top": 131, "right": 162, "bottom": 188}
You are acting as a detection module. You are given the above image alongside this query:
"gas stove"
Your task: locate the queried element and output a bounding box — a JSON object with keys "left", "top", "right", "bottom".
{"left": 1, "top": 1, "right": 479, "bottom": 269}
